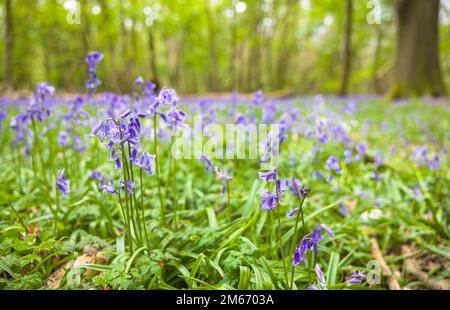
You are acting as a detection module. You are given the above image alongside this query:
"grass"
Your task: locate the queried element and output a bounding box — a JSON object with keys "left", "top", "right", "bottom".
{"left": 0, "top": 94, "right": 448, "bottom": 290}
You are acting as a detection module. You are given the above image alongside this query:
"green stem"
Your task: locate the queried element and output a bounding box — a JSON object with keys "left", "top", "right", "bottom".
{"left": 153, "top": 113, "right": 166, "bottom": 227}
{"left": 120, "top": 142, "right": 134, "bottom": 253}
{"left": 275, "top": 190, "right": 289, "bottom": 288}
{"left": 226, "top": 182, "right": 232, "bottom": 222}
{"left": 289, "top": 195, "right": 307, "bottom": 290}
{"left": 127, "top": 142, "right": 143, "bottom": 246}
{"left": 55, "top": 178, "right": 60, "bottom": 236}
{"left": 140, "top": 168, "right": 151, "bottom": 250}
{"left": 173, "top": 158, "right": 178, "bottom": 229}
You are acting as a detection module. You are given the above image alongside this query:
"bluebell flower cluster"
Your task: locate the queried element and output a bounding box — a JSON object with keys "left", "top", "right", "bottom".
{"left": 292, "top": 224, "right": 334, "bottom": 266}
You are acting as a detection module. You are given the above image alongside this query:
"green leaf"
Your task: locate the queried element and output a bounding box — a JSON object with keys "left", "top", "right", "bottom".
{"left": 238, "top": 266, "right": 251, "bottom": 289}
{"left": 326, "top": 252, "right": 340, "bottom": 287}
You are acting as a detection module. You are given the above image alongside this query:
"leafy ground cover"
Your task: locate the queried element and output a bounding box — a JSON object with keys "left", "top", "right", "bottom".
{"left": 0, "top": 56, "right": 448, "bottom": 290}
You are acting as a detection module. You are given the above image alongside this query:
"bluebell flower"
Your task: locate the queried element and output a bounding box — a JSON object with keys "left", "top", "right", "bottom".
{"left": 292, "top": 224, "right": 334, "bottom": 266}
{"left": 286, "top": 207, "right": 299, "bottom": 219}
{"left": 325, "top": 155, "right": 341, "bottom": 174}
{"left": 57, "top": 169, "right": 70, "bottom": 196}
{"left": 258, "top": 168, "right": 278, "bottom": 183}
{"left": 346, "top": 271, "right": 366, "bottom": 285}
{"left": 426, "top": 155, "right": 440, "bottom": 170}
{"left": 136, "top": 151, "right": 155, "bottom": 175}
{"left": 156, "top": 88, "right": 179, "bottom": 106}
{"left": 373, "top": 149, "right": 384, "bottom": 166}
{"left": 85, "top": 51, "right": 103, "bottom": 92}
{"left": 120, "top": 179, "right": 136, "bottom": 195}
{"left": 102, "top": 184, "right": 117, "bottom": 194}
{"left": 371, "top": 169, "right": 384, "bottom": 181}
{"left": 58, "top": 131, "right": 69, "bottom": 147}
{"left": 163, "top": 106, "right": 187, "bottom": 129}
{"left": 259, "top": 189, "right": 278, "bottom": 211}
{"left": 199, "top": 155, "right": 213, "bottom": 173}
{"left": 214, "top": 167, "right": 233, "bottom": 195}
{"left": 292, "top": 237, "right": 309, "bottom": 266}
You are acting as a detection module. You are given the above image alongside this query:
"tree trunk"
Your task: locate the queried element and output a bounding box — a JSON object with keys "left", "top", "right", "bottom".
{"left": 148, "top": 27, "right": 159, "bottom": 90}
{"left": 391, "top": 0, "right": 446, "bottom": 97}
{"left": 339, "top": 0, "right": 353, "bottom": 96}
{"left": 205, "top": 0, "right": 218, "bottom": 91}
{"left": 4, "top": 0, "right": 13, "bottom": 87}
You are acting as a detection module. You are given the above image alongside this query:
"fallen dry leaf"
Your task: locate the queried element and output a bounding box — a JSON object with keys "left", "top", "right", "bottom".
{"left": 46, "top": 248, "right": 107, "bottom": 289}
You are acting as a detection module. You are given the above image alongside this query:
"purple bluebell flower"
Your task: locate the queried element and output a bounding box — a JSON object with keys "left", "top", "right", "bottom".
{"left": 312, "top": 171, "right": 324, "bottom": 180}
{"left": 156, "top": 88, "right": 179, "bottom": 106}
{"left": 58, "top": 131, "right": 69, "bottom": 147}
{"left": 259, "top": 189, "right": 278, "bottom": 211}
{"left": 163, "top": 106, "right": 187, "bottom": 129}
{"left": 199, "top": 155, "right": 213, "bottom": 173}
{"left": 426, "top": 155, "right": 440, "bottom": 170}
{"left": 286, "top": 207, "right": 299, "bottom": 219}
{"left": 102, "top": 184, "right": 117, "bottom": 194}
{"left": 371, "top": 169, "right": 384, "bottom": 181}
{"left": 57, "top": 169, "right": 70, "bottom": 196}
{"left": 325, "top": 156, "right": 341, "bottom": 174}
{"left": 115, "top": 157, "right": 122, "bottom": 170}
{"left": 356, "top": 143, "right": 367, "bottom": 159}
{"left": 252, "top": 89, "right": 264, "bottom": 106}
{"left": 120, "top": 179, "right": 136, "bottom": 195}
{"left": 85, "top": 51, "right": 103, "bottom": 93}
{"left": 412, "top": 182, "right": 423, "bottom": 199}
{"left": 258, "top": 168, "right": 278, "bottom": 183}
{"left": 346, "top": 271, "right": 366, "bottom": 285}
{"left": 344, "top": 149, "right": 354, "bottom": 164}
{"left": 214, "top": 167, "right": 233, "bottom": 195}
{"left": 293, "top": 224, "right": 333, "bottom": 266}
{"left": 373, "top": 149, "right": 384, "bottom": 166}
{"left": 319, "top": 224, "right": 334, "bottom": 237}
{"left": 120, "top": 109, "right": 132, "bottom": 119}
{"left": 0, "top": 111, "right": 6, "bottom": 130}
{"left": 290, "top": 177, "right": 303, "bottom": 199}
{"left": 293, "top": 237, "right": 310, "bottom": 266}
{"left": 136, "top": 152, "right": 155, "bottom": 175}
{"left": 339, "top": 203, "right": 349, "bottom": 217}
{"left": 85, "top": 51, "right": 103, "bottom": 69}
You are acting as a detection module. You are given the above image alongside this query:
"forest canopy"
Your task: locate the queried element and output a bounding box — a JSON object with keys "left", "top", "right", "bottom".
{"left": 0, "top": 0, "right": 449, "bottom": 96}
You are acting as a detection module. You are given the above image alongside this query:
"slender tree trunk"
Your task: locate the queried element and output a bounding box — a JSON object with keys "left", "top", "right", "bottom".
{"left": 391, "top": 0, "right": 446, "bottom": 97}
{"left": 205, "top": 0, "right": 218, "bottom": 91}
{"left": 148, "top": 27, "right": 159, "bottom": 90}
{"left": 371, "top": 25, "right": 383, "bottom": 94}
{"left": 339, "top": 0, "right": 353, "bottom": 96}
{"left": 4, "top": 0, "right": 13, "bottom": 87}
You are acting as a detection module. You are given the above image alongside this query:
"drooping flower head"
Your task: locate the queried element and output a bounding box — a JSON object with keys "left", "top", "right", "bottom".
{"left": 199, "top": 155, "right": 213, "bottom": 173}
{"left": 258, "top": 168, "right": 278, "bottom": 183}
{"left": 259, "top": 189, "right": 278, "bottom": 211}
{"left": 214, "top": 166, "right": 233, "bottom": 195}
{"left": 136, "top": 151, "right": 156, "bottom": 175}
{"left": 57, "top": 169, "right": 70, "bottom": 196}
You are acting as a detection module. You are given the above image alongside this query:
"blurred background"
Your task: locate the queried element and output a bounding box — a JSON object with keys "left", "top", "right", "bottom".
{"left": 0, "top": 0, "right": 449, "bottom": 97}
